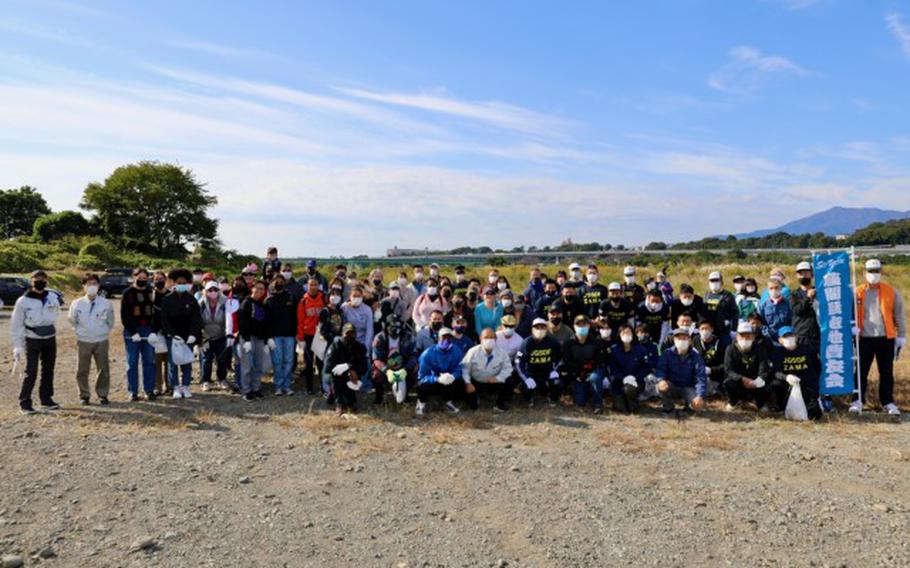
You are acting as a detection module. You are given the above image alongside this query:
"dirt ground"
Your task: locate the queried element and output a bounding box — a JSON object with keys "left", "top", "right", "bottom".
{"left": 1, "top": 301, "right": 908, "bottom": 568}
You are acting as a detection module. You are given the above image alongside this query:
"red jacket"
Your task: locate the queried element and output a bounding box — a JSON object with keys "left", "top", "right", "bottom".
{"left": 297, "top": 290, "right": 327, "bottom": 339}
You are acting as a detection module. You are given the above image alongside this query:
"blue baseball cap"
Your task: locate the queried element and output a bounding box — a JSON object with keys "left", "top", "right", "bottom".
{"left": 778, "top": 325, "right": 795, "bottom": 337}
{"left": 306, "top": 259, "right": 317, "bottom": 268}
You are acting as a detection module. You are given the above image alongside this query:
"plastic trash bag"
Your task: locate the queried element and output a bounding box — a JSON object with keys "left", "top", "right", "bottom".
{"left": 311, "top": 326, "right": 327, "bottom": 360}
{"left": 785, "top": 383, "right": 809, "bottom": 421}
{"left": 151, "top": 333, "right": 169, "bottom": 355}
{"left": 392, "top": 379, "right": 407, "bottom": 404}
{"left": 170, "top": 338, "right": 195, "bottom": 366}
{"left": 261, "top": 345, "right": 273, "bottom": 374}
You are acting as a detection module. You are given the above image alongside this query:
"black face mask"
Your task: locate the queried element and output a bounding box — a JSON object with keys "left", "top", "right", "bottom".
{"left": 430, "top": 322, "right": 443, "bottom": 332}
{"left": 798, "top": 277, "right": 812, "bottom": 286}
{"left": 468, "top": 292, "right": 478, "bottom": 302}
{"left": 154, "top": 281, "right": 165, "bottom": 290}
{"left": 372, "top": 279, "right": 382, "bottom": 287}
{"left": 33, "top": 280, "right": 47, "bottom": 291}
{"left": 550, "top": 317, "right": 562, "bottom": 326}
{"left": 343, "top": 334, "right": 356, "bottom": 344}
{"left": 135, "top": 279, "right": 148, "bottom": 288}
{"left": 563, "top": 295, "right": 575, "bottom": 303}
{"left": 389, "top": 326, "right": 401, "bottom": 338}
{"left": 453, "top": 299, "right": 464, "bottom": 309}
{"left": 442, "top": 290, "right": 452, "bottom": 300}
{"left": 273, "top": 284, "right": 284, "bottom": 292}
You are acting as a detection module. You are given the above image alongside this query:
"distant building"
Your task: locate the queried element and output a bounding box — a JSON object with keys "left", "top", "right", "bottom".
{"left": 387, "top": 246, "right": 424, "bottom": 257}
{"left": 835, "top": 234, "right": 848, "bottom": 241}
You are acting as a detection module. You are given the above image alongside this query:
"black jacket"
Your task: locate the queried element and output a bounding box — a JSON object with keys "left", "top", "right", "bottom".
{"left": 790, "top": 287, "right": 820, "bottom": 345}
{"left": 323, "top": 336, "right": 368, "bottom": 381}
{"left": 551, "top": 296, "right": 583, "bottom": 324}
{"left": 160, "top": 291, "right": 203, "bottom": 341}
{"left": 724, "top": 342, "right": 771, "bottom": 383}
{"left": 771, "top": 340, "right": 820, "bottom": 391}
{"left": 693, "top": 334, "right": 726, "bottom": 382}
{"left": 598, "top": 297, "right": 635, "bottom": 332}
{"left": 265, "top": 290, "right": 298, "bottom": 337}
{"left": 561, "top": 335, "right": 608, "bottom": 380}
{"left": 669, "top": 295, "right": 707, "bottom": 326}
{"left": 121, "top": 286, "right": 157, "bottom": 334}
{"left": 239, "top": 297, "right": 270, "bottom": 341}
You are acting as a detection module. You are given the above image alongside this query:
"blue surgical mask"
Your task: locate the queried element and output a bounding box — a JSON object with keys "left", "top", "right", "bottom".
{"left": 175, "top": 284, "right": 192, "bottom": 293}
{"left": 574, "top": 326, "right": 589, "bottom": 338}
{"left": 438, "top": 338, "right": 453, "bottom": 351}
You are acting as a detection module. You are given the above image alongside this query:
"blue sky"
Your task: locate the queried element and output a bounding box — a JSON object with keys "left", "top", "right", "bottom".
{"left": 2, "top": 0, "right": 910, "bottom": 256}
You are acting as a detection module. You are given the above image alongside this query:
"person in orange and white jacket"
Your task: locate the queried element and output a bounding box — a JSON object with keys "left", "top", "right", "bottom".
{"left": 296, "top": 278, "right": 326, "bottom": 394}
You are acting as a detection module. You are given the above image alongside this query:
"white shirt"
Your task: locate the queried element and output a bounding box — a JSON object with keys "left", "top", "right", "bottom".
{"left": 68, "top": 295, "right": 115, "bottom": 343}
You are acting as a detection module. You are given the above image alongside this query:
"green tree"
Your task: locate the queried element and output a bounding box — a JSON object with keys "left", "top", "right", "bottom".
{"left": 0, "top": 186, "right": 51, "bottom": 239}
{"left": 80, "top": 161, "right": 218, "bottom": 254}
{"left": 33, "top": 210, "right": 92, "bottom": 241}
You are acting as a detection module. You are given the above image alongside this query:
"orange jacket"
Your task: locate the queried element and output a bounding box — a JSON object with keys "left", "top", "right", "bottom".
{"left": 856, "top": 282, "right": 898, "bottom": 339}
{"left": 297, "top": 290, "right": 327, "bottom": 339}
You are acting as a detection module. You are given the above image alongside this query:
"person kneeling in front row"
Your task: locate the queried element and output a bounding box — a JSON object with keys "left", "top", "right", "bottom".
{"left": 655, "top": 327, "right": 707, "bottom": 414}
{"left": 416, "top": 328, "right": 465, "bottom": 416}
{"left": 770, "top": 325, "right": 822, "bottom": 420}
{"left": 461, "top": 328, "right": 518, "bottom": 412}
{"left": 323, "top": 323, "right": 368, "bottom": 415}
{"left": 723, "top": 320, "right": 772, "bottom": 413}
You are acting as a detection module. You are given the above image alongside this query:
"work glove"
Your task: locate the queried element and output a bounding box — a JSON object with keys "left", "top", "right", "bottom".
{"left": 267, "top": 338, "right": 277, "bottom": 350}
{"left": 131, "top": 333, "right": 142, "bottom": 343}
{"left": 549, "top": 370, "right": 559, "bottom": 381}
{"left": 147, "top": 333, "right": 159, "bottom": 345}
{"left": 752, "top": 378, "right": 766, "bottom": 389}
{"left": 186, "top": 335, "right": 196, "bottom": 345}
{"left": 243, "top": 341, "right": 253, "bottom": 353}
{"left": 437, "top": 372, "right": 456, "bottom": 386}
{"left": 623, "top": 375, "right": 638, "bottom": 388}
{"left": 785, "top": 374, "right": 801, "bottom": 387}
{"left": 524, "top": 378, "right": 537, "bottom": 390}
{"left": 347, "top": 380, "right": 362, "bottom": 392}
{"left": 896, "top": 337, "right": 906, "bottom": 360}
{"left": 851, "top": 326, "right": 860, "bottom": 337}
{"left": 386, "top": 369, "right": 407, "bottom": 384}
{"left": 332, "top": 363, "right": 351, "bottom": 377}
{"left": 226, "top": 336, "right": 234, "bottom": 348}
{"left": 13, "top": 347, "right": 23, "bottom": 362}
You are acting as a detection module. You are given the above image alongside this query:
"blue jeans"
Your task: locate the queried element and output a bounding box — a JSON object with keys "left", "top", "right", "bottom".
{"left": 124, "top": 326, "right": 155, "bottom": 395}
{"left": 270, "top": 336, "right": 296, "bottom": 392}
{"left": 166, "top": 337, "right": 193, "bottom": 388}
{"left": 240, "top": 337, "right": 265, "bottom": 394}
{"left": 572, "top": 369, "right": 605, "bottom": 409}
{"left": 201, "top": 336, "right": 229, "bottom": 383}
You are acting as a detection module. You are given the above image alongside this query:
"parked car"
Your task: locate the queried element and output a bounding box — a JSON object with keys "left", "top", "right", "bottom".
{"left": 0, "top": 275, "right": 65, "bottom": 307}
{"left": 99, "top": 268, "right": 133, "bottom": 297}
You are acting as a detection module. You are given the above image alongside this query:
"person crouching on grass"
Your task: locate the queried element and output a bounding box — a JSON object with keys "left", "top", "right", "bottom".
{"left": 67, "top": 273, "right": 114, "bottom": 405}
{"left": 655, "top": 327, "right": 707, "bottom": 415}
{"left": 323, "top": 323, "right": 368, "bottom": 415}
{"left": 160, "top": 269, "right": 204, "bottom": 399}
{"left": 10, "top": 270, "right": 61, "bottom": 414}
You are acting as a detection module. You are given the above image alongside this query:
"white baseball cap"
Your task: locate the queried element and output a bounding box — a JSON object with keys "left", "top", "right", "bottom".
{"left": 532, "top": 318, "right": 548, "bottom": 327}
{"left": 623, "top": 266, "right": 636, "bottom": 276}
{"left": 568, "top": 262, "right": 581, "bottom": 270}
{"left": 607, "top": 282, "right": 622, "bottom": 291}
{"left": 708, "top": 271, "right": 722, "bottom": 281}
{"left": 736, "top": 320, "right": 754, "bottom": 335}
{"left": 865, "top": 259, "right": 882, "bottom": 271}
{"left": 796, "top": 261, "right": 812, "bottom": 272}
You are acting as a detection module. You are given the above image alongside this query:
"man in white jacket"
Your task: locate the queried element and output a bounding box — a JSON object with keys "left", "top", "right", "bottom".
{"left": 68, "top": 273, "right": 115, "bottom": 405}
{"left": 10, "top": 270, "right": 61, "bottom": 414}
{"left": 461, "top": 328, "right": 518, "bottom": 411}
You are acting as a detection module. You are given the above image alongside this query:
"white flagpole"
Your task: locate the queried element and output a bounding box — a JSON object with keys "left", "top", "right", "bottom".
{"left": 849, "top": 246, "right": 863, "bottom": 414}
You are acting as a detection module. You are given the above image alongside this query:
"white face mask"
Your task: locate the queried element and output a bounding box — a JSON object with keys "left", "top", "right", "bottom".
{"left": 281, "top": 271, "right": 292, "bottom": 280}
{"left": 637, "top": 334, "right": 649, "bottom": 343}
{"left": 85, "top": 285, "right": 99, "bottom": 296}
{"left": 600, "top": 328, "right": 611, "bottom": 340}
{"left": 429, "top": 269, "right": 439, "bottom": 277}
{"left": 680, "top": 296, "right": 693, "bottom": 306}
{"left": 620, "top": 333, "right": 633, "bottom": 344}
{"left": 488, "top": 275, "right": 498, "bottom": 284}
{"left": 708, "top": 281, "right": 722, "bottom": 293}
{"left": 866, "top": 273, "right": 881, "bottom": 285}
{"left": 624, "top": 275, "right": 635, "bottom": 284}
{"left": 699, "top": 329, "right": 713, "bottom": 342}
{"left": 502, "top": 299, "right": 512, "bottom": 308}
{"left": 647, "top": 302, "right": 663, "bottom": 312}
{"left": 481, "top": 338, "right": 496, "bottom": 351}
{"left": 497, "top": 282, "right": 508, "bottom": 291}
{"left": 587, "top": 273, "right": 598, "bottom": 283}
{"left": 427, "top": 287, "right": 438, "bottom": 296}
{"left": 769, "top": 289, "right": 782, "bottom": 299}
{"left": 398, "top": 277, "right": 408, "bottom": 287}
{"left": 737, "top": 338, "right": 753, "bottom": 351}
{"left": 734, "top": 283, "right": 744, "bottom": 293}
{"left": 414, "top": 272, "right": 424, "bottom": 281}
{"left": 781, "top": 337, "right": 797, "bottom": 350}
{"left": 389, "top": 289, "right": 400, "bottom": 298}
{"left": 351, "top": 296, "right": 363, "bottom": 307}
{"left": 502, "top": 327, "right": 515, "bottom": 338}
{"left": 532, "top": 328, "right": 548, "bottom": 340}
{"left": 455, "top": 274, "right": 465, "bottom": 282}
{"left": 330, "top": 295, "right": 342, "bottom": 305}
{"left": 674, "top": 338, "right": 690, "bottom": 353}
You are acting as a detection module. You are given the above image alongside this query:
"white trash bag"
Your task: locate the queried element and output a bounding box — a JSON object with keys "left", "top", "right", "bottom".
{"left": 785, "top": 382, "right": 809, "bottom": 422}
{"left": 170, "top": 338, "right": 195, "bottom": 366}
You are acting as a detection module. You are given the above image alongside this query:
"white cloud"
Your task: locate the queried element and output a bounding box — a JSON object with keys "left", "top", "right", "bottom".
{"left": 708, "top": 46, "right": 808, "bottom": 94}
{"left": 163, "top": 39, "right": 276, "bottom": 60}
{"left": 336, "top": 86, "right": 572, "bottom": 136}
{"left": 0, "top": 16, "right": 99, "bottom": 49}
{"left": 886, "top": 12, "right": 910, "bottom": 59}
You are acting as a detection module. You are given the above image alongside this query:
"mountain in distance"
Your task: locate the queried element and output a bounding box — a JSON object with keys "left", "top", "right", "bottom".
{"left": 735, "top": 206, "right": 910, "bottom": 239}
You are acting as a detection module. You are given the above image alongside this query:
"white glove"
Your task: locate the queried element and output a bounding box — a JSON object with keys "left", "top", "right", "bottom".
{"left": 187, "top": 335, "right": 196, "bottom": 345}
{"left": 332, "top": 363, "right": 351, "bottom": 376}
{"left": 131, "top": 333, "right": 142, "bottom": 343}
{"left": 753, "top": 378, "right": 766, "bottom": 389}
{"left": 785, "top": 374, "right": 801, "bottom": 386}
{"left": 13, "top": 347, "right": 23, "bottom": 361}
{"left": 623, "top": 375, "right": 638, "bottom": 387}
{"left": 243, "top": 341, "right": 253, "bottom": 353}
{"left": 897, "top": 337, "right": 907, "bottom": 350}
{"left": 347, "top": 380, "right": 361, "bottom": 391}
{"left": 267, "top": 338, "right": 276, "bottom": 350}
{"left": 201, "top": 341, "right": 209, "bottom": 352}
{"left": 851, "top": 326, "right": 860, "bottom": 336}
{"left": 147, "top": 333, "right": 159, "bottom": 344}
{"left": 193, "top": 345, "right": 201, "bottom": 356}
{"left": 549, "top": 370, "right": 559, "bottom": 380}
{"left": 729, "top": 331, "right": 737, "bottom": 340}
{"left": 226, "top": 336, "right": 235, "bottom": 347}
{"left": 437, "top": 372, "right": 456, "bottom": 385}
{"left": 524, "top": 378, "right": 537, "bottom": 390}
{"left": 602, "top": 378, "right": 611, "bottom": 389}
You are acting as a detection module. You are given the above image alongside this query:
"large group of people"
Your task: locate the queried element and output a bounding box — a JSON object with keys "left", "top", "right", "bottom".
{"left": 8, "top": 246, "right": 906, "bottom": 419}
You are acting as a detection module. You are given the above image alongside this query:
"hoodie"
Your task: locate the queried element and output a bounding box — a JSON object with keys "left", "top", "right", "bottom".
{"left": 11, "top": 290, "right": 60, "bottom": 349}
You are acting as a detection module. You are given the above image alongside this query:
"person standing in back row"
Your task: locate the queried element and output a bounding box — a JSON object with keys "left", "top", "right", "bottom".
{"left": 10, "top": 270, "right": 61, "bottom": 414}
{"left": 160, "top": 269, "right": 204, "bottom": 399}
{"left": 67, "top": 273, "right": 114, "bottom": 405}
{"left": 852, "top": 259, "right": 906, "bottom": 416}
